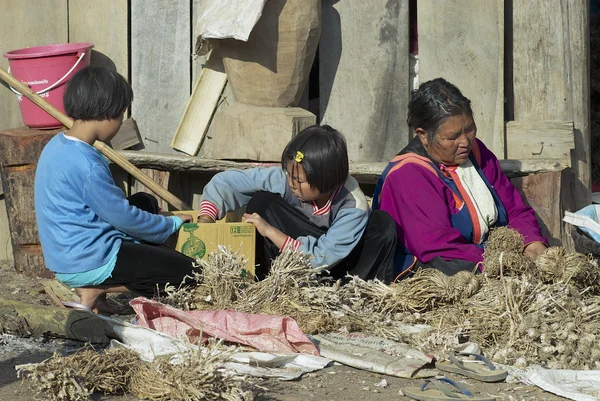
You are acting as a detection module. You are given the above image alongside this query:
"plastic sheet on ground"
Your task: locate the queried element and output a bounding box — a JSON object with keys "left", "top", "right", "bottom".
{"left": 225, "top": 352, "right": 331, "bottom": 381}
{"left": 195, "top": 0, "right": 266, "bottom": 47}
{"left": 130, "top": 298, "right": 319, "bottom": 355}
{"left": 99, "top": 314, "right": 329, "bottom": 380}
{"left": 509, "top": 365, "right": 600, "bottom": 401}
{"left": 309, "top": 332, "right": 436, "bottom": 379}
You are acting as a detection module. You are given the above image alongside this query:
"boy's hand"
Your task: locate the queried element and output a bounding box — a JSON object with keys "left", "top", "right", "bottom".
{"left": 243, "top": 212, "right": 272, "bottom": 237}
{"left": 197, "top": 214, "right": 216, "bottom": 223}
{"left": 178, "top": 214, "right": 194, "bottom": 223}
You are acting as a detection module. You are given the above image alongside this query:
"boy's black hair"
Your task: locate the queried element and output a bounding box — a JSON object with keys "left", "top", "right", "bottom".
{"left": 407, "top": 77, "right": 473, "bottom": 141}
{"left": 64, "top": 65, "right": 133, "bottom": 121}
{"left": 281, "top": 125, "right": 349, "bottom": 193}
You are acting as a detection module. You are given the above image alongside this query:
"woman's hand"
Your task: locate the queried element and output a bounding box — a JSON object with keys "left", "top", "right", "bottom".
{"left": 178, "top": 214, "right": 194, "bottom": 223}
{"left": 243, "top": 212, "right": 272, "bottom": 237}
{"left": 524, "top": 241, "right": 547, "bottom": 260}
{"left": 197, "top": 214, "right": 216, "bottom": 223}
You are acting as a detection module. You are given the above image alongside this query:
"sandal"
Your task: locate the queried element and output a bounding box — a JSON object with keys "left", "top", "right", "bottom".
{"left": 435, "top": 352, "right": 508, "bottom": 382}
{"left": 404, "top": 377, "right": 496, "bottom": 401}
{"left": 62, "top": 301, "right": 93, "bottom": 313}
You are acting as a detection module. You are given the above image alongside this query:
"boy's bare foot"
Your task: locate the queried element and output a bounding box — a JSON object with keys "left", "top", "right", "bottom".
{"left": 75, "top": 286, "right": 129, "bottom": 315}
{"left": 92, "top": 294, "right": 118, "bottom": 316}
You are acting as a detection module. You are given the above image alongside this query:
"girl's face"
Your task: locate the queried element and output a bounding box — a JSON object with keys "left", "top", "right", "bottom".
{"left": 285, "top": 161, "right": 323, "bottom": 202}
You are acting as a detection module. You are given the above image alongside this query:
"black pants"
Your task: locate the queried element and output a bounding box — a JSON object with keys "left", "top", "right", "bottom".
{"left": 246, "top": 192, "right": 398, "bottom": 283}
{"left": 99, "top": 193, "right": 197, "bottom": 298}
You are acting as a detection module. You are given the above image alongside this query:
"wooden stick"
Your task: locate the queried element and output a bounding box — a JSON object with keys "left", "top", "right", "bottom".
{"left": 0, "top": 67, "right": 192, "bottom": 211}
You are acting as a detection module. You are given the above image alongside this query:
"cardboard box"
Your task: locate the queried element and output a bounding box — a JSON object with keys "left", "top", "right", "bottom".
{"left": 169, "top": 210, "right": 256, "bottom": 276}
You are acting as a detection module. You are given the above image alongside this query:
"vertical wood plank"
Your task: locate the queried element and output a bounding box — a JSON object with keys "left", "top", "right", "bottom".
{"left": 67, "top": 0, "right": 128, "bottom": 78}
{"left": 320, "top": 0, "right": 410, "bottom": 163}
{"left": 0, "top": 0, "right": 68, "bottom": 130}
{"left": 513, "top": 0, "right": 590, "bottom": 207}
{"left": 418, "top": 0, "right": 505, "bottom": 158}
{"left": 131, "top": 0, "right": 191, "bottom": 154}
{"left": 192, "top": 0, "right": 207, "bottom": 84}
{"left": 510, "top": 172, "right": 562, "bottom": 246}
{"left": 0, "top": 196, "right": 13, "bottom": 262}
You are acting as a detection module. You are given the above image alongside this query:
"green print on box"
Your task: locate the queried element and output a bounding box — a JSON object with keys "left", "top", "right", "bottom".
{"left": 181, "top": 223, "right": 206, "bottom": 259}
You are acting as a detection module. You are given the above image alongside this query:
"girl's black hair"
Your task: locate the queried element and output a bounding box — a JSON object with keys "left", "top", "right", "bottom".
{"left": 281, "top": 125, "right": 349, "bottom": 193}
{"left": 64, "top": 65, "right": 133, "bottom": 121}
{"left": 407, "top": 78, "right": 473, "bottom": 141}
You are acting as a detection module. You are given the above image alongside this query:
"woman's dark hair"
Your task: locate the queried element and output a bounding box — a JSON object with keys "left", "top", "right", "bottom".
{"left": 64, "top": 65, "right": 133, "bottom": 121}
{"left": 281, "top": 125, "right": 349, "bottom": 193}
{"left": 407, "top": 78, "right": 473, "bottom": 141}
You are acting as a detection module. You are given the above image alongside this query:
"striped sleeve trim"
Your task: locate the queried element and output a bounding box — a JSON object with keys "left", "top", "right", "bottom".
{"left": 199, "top": 200, "right": 219, "bottom": 221}
{"left": 281, "top": 236, "right": 301, "bottom": 251}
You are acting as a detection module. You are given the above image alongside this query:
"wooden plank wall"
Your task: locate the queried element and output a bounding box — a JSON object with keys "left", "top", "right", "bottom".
{"left": 513, "top": 0, "right": 590, "bottom": 210}
{"left": 0, "top": 0, "right": 68, "bottom": 131}
{"left": 513, "top": 0, "right": 590, "bottom": 246}
{"left": 130, "top": 0, "right": 191, "bottom": 154}
{"left": 319, "top": 0, "right": 410, "bottom": 163}
{"left": 68, "top": 0, "right": 129, "bottom": 79}
{"left": 418, "top": 0, "right": 505, "bottom": 158}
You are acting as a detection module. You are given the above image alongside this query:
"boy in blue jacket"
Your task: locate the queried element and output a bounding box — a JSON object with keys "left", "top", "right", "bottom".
{"left": 35, "top": 66, "right": 195, "bottom": 313}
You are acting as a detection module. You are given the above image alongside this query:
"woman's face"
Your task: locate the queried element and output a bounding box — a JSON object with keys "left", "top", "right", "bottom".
{"left": 416, "top": 113, "right": 477, "bottom": 166}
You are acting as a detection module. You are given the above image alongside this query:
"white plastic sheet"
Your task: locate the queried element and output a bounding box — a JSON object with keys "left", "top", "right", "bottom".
{"left": 195, "top": 0, "right": 267, "bottom": 42}
{"left": 563, "top": 206, "right": 600, "bottom": 242}
{"left": 309, "top": 333, "right": 436, "bottom": 379}
{"left": 510, "top": 365, "right": 600, "bottom": 401}
{"left": 100, "top": 315, "right": 329, "bottom": 380}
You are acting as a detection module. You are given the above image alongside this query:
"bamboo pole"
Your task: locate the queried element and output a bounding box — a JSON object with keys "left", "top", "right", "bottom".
{"left": 0, "top": 67, "right": 192, "bottom": 211}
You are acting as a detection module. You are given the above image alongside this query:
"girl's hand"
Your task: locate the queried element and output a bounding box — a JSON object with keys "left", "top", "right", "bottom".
{"left": 197, "top": 214, "right": 216, "bottom": 223}
{"left": 524, "top": 241, "right": 547, "bottom": 260}
{"left": 178, "top": 214, "right": 194, "bottom": 223}
{"left": 243, "top": 212, "right": 272, "bottom": 237}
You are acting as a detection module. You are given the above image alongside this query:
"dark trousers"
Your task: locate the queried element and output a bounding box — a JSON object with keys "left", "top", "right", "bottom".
{"left": 246, "top": 192, "right": 398, "bottom": 283}
{"left": 99, "top": 193, "right": 196, "bottom": 298}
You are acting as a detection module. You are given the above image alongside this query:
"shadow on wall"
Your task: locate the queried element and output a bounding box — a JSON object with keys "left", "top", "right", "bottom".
{"left": 318, "top": 0, "right": 341, "bottom": 121}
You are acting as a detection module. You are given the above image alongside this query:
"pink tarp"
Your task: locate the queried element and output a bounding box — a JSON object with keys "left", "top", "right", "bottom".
{"left": 130, "top": 298, "right": 319, "bottom": 355}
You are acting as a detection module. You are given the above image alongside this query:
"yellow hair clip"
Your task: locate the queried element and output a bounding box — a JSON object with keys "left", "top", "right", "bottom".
{"left": 295, "top": 151, "right": 304, "bottom": 163}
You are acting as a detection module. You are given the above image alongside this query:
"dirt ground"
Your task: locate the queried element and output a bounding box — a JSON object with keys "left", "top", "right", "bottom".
{"left": 0, "top": 261, "right": 568, "bottom": 401}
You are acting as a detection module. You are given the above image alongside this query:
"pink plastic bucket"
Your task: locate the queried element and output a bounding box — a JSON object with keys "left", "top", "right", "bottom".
{"left": 3, "top": 43, "right": 94, "bottom": 129}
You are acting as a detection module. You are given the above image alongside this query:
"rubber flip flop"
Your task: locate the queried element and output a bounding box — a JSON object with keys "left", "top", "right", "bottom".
{"left": 62, "top": 301, "right": 93, "bottom": 313}
{"left": 404, "top": 377, "right": 496, "bottom": 401}
{"left": 435, "top": 352, "right": 508, "bottom": 382}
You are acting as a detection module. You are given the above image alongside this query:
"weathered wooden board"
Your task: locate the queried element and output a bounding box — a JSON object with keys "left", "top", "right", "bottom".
{"left": 0, "top": 196, "right": 13, "bottom": 262}
{"left": 0, "top": 0, "right": 68, "bottom": 130}
{"left": 170, "top": 53, "right": 227, "bottom": 156}
{"left": 320, "top": 0, "right": 409, "bottom": 162}
{"left": 506, "top": 121, "right": 574, "bottom": 165}
{"left": 513, "top": 0, "right": 590, "bottom": 208}
{"left": 192, "top": 0, "right": 207, "bottom": 83}
{"left": 130, "top": 168, "right": 171, "bottom": 212}
{"left": 131, "top": 0, "right": 191, "bottom": 154}
{"left": 0, "top": 128, "right": 60, "bottom": 277}
{"left": 418, "top": 0, "right": 505, "bottom": 157}
{"left": 67, "top": 0, "right": 128, "bottom": 78}
{"left": 119, "top": 150, "right": 568, "bottom": 184}
{"left": 510, "top": 171, "right": 563, "bottom": 246}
